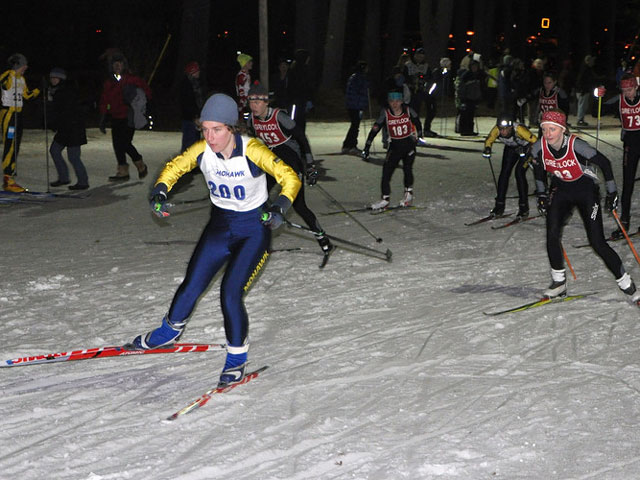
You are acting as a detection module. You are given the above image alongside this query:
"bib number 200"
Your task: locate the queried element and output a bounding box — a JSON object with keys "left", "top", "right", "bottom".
{"left": 208, "top": 181, "right": 246, "bottom": 200}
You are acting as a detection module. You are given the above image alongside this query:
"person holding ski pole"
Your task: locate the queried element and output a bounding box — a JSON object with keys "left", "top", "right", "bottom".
{"left": 126, "top": 93, "right": 301, "bottom": 387}
{"left": 531, "top": 109, "right": 640, "bottom": 305}
{"left": 362, "top": 89, "right": 422, "bottom": 210}
{"left": 600, "top": 74, "right": 640, "bottom": 239}
{"left": 483, "top": 113, "right": 537, "bottom": 219}
{"left": 247, "top": 83, "right": 334, "bottom": 258}
{"left": 1, "top": 53, "right": 40, "bottom": 192}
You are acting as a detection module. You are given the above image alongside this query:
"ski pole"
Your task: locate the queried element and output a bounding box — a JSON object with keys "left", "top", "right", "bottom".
{"left": 283, "top": 219, "right": 392, "bottom": 261}
{"left": 562, "top": 246, "right": 577, "bottom": 280}
{"left": 484, "top": 154, "right": 498, "bottom": 191}
{"left": 148, "top": 33, "right": 172, "bottom": 86}
{"left": 314, "top": 184, "right": 383, "bottom": 243}
{"left": 43, "top": 77, "right": 50, "bottom": 192}
{"left": 595, "top": 89, "right": 603, "bottom": 150}
{"left": 613, "top": 210, "right": 640, "bottom": 266}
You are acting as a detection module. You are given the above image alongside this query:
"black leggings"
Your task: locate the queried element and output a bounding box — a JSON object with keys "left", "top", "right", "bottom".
{"left": 546, "top": 177, "right": 624, "bottom": 278}
{"left": 495, "top": 146, "right": 529, "bottom": 208}
{"left": 619, "top": 145, "right": 640, "bottom": 225}
{"left": 381, "top": 138, "right": 416, "bottom": 196}
{"left": 111, "top": 117, "right": 142, "bottom": 165}
{"left": 268, "top": 145, "right": 323, "bottom": 233}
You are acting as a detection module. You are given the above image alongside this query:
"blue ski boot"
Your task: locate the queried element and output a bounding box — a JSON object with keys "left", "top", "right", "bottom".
{"left": 218, "top": 345, "right": 249, "bottom": 387}
{"left": 127, "top": 316, "right": 185, "bottom": 350}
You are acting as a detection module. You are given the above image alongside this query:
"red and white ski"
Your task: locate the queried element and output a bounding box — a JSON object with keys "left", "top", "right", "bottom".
{"left": 166, "top": 366, "right": 269, "bottom": 421}
{"left": 1, "top": 343, "right": 225, "bottom": 368}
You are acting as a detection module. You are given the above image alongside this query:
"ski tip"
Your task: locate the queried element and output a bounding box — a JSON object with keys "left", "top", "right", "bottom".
{"left": 385, "top": 249, "right": 393, "bottom": 261}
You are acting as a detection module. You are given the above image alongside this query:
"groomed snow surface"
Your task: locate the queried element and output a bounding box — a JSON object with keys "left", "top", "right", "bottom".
{"left": 1, "top": 116, "right": 639, "bottom": 479}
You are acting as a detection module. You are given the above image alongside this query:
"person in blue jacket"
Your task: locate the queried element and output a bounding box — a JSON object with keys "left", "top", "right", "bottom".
{"left": 341, "top": 61, "right": 369, "bottom": 154}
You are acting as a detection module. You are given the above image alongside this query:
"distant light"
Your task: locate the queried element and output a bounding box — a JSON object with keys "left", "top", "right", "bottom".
{"left": 96, "top": 29, "right": 102, "bottom": 33}
{"left": 541, "top": 17, "right": 550, "bottom": 29}
{"left": 513, "top": 23, "right": 517, "bottom": 29}
{"left": 282, "top": 30, "right": 287, "bottom": 35}
{"left": 466, "top": 31, "right": 475, "bottom": 36}
{"left": 604, "top": 27, "right": 608, "bottom": 32}
{"left": 448, "top": 34, "right": 454, "bottom": 39}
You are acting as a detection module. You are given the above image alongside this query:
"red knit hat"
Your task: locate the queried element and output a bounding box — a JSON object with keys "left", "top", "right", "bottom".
{"left": 540, "top": 110, "right": 567, "bottom": 129}
{"left": 184, "top": 61, "right": 199, "bottom": 75}
{"left": 620, "top": 77, "right": 637, "bottom": 89}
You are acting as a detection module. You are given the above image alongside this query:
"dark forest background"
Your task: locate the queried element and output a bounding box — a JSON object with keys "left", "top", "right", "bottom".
{"left": 2, "top": 0, "right": 640, "bottom": 128}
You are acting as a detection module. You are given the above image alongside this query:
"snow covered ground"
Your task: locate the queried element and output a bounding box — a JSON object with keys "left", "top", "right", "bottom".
{"left": 1, "top": 115, "right": 639, "bottom": 480}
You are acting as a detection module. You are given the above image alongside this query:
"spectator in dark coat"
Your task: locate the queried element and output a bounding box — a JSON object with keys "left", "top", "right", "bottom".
{"left": 270, "top": 59, "right": 290, "bottom": 110}
{"left": 179, "top": 61, "right": 204, "bottom": 152}
{"left": 341, "top": 61, "right": 370, "bottom": 154}
{"left": 457, "top": 60, "right": 486, "bottom": 135}
{"left": 287, "top": 49, "right": 313, "bottom": 133}
{"left": 575, "top": 55, "right": 598, "bottom": 126}
{"left": 47, "top": 68, "right": 89, "bottom": 190}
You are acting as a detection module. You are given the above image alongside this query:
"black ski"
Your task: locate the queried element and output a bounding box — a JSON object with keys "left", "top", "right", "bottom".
{"left": 483, "top": 292, "right": 597, "bottom": 316}
{"left": 323, "top": 205, "right": 422, "bottom": 216}
{"left": 465, "top": 212, "right": 512, "bottom": 227}
{"left": 320, "top": 245, "right": 337, "bottom": 268}
{"left": 0, "top": 189, "right": 90, "bottom": 200}
{"left": 573, "top": 230, "right": 640, "bottom": 249}
{"left": 370, "top": 205, "right": 420, "bottom": 215}
{"left": 491, "top": 214, "right": 542, "bottom": 230}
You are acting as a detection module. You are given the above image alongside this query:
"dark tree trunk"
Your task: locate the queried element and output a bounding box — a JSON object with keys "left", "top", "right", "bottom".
{"left": 361, "top": 0, "right": 382, "bottom": 94}
{"left": 294, "top": 0, "right": 326, "bottom": 82}
{"left": 419, "top": 0, "right": 455, "bottom": 69}
{"left": 471, "top": 0, "right": 496, "bottom": 61}
{"left": 557, "top": 0, "right": 573, "bottom": 63}
{"left": 452, "top": 0, "right": 473, "bottom": 67}
{"left": 321, "top": 0, "right": 349, "bottom": 90}
{"left": 176, "top": 0, "right": 210, "bottom": 84}
{"left": 602, "top": 0, "right": 617, "bottom": 79}
{"left": 382, "top": 0, "right": 407, "bottom": 77}
{"left": 576, "top": 0, "right": 592, "bottom": 59}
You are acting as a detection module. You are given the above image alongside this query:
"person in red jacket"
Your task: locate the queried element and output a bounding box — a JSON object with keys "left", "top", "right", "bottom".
{"left": 98, "top": 52, "right": 151, "bottom": 181}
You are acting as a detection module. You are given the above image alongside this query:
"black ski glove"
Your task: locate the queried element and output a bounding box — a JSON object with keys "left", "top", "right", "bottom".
{"left": 306, "top": 164, "right": 318, "bottom": 186}
{"left": 536, "top": 193, "right": 548, "bottom": 216}
{"left": 605, "top": 191, "right": 618, "bottom": 212}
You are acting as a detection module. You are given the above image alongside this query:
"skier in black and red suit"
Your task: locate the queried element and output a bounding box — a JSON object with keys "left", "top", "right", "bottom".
{"left": 531, "top": 109, "right": 640, "bottom": 305}
{"left": 246, "top": 83, "right": 334, "bottom": 257}
{"left": 601, "top": 73, "right": 640, "bottom": 239}
{"left": 535, "top": 71, "right": 570, "bottom": 126}
{"left": 361, "top": 90, "right": 423, "bottom": 210}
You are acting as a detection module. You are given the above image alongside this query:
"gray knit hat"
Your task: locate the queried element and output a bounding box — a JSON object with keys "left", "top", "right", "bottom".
{"left": 247, "top": 83, "right": 268, "bottom": 100}
{"left": 8, "top": 53, "right": 27, "bottom": 69}
{"left": 49, "top": 67, "right": 67, "bottom": 80}
{"left": 200, "top": 94, "right": 238, "bottom": 125}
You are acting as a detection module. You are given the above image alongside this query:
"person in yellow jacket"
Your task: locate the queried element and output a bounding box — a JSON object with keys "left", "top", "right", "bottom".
{"left": 126, "top": 93, "right": 301, "bottom": 388}
{"left": 1, "top": 53, "right": 40, "bottom": 192}
{"left": 483, "top": 114, "right": 537, "bottom": 219}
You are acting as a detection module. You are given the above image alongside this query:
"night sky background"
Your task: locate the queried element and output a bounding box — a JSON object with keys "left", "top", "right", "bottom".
{"left": 2, "top": 0, "right": 639, "bottom": 130}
